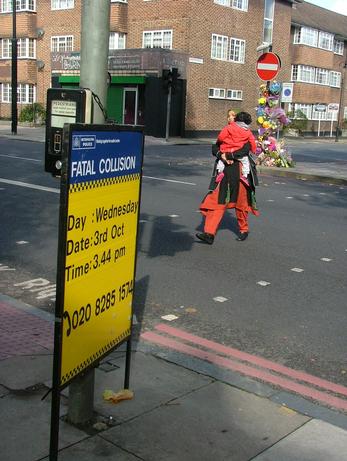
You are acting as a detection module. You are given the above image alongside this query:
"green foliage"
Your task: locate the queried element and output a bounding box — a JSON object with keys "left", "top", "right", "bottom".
{"left": 19, "top": 103, "right": 46, "bottom": 124}
{"left": 285, "top": 109, "right": 308, "bottom": 134}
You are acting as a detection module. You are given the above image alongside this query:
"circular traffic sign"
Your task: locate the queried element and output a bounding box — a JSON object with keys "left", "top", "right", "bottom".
{"left": 256, "top": 52, "right": 281, "bottom": 81}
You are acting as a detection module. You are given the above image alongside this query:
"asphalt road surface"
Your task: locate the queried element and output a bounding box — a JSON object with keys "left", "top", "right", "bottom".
{"left": 0, "top": 138, "right": 346, "bottom": 392}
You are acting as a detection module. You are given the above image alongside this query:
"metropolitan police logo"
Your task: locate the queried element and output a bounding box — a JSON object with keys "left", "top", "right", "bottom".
{"left": 72, "top": 136, "right": 81, "bottom": 148}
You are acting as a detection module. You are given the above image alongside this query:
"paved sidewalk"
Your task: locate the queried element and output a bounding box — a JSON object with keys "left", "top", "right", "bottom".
{"left": 1, "top": 123, "right": 347, "bottom": 185}
{"left": 1, "top": 293, "right": 347, "bottom": 461}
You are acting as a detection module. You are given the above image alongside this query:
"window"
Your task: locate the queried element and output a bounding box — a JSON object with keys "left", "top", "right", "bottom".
{"left": 344, "top": 107, "right": 347, "bottom": 120}
{"left": 329, "top": 71, "right": 341, "bottom": 88}
{"left": 51, "top": 35, "right": 73, "bottom": 52}
{"left": 334, "top": 39, "right": 344, "bottom": 55}
{"left": 1, "top": 83, "right": 11, "bottom": 102}
{"left": 290, "top": 103, "right": 312, "bottom": 119}
{"left": 214, "top": 0, "right": 248, "bottom": 11}
{"left": 293, "top": 27, "right": 318, "bottom": 47}
{"left": 232, "top": 0, "right": 248, "bottom": 10}
{"left": 0, "top": 0, "right": 36, "bottom": 12}
{"left": 291, "top": 65, "right": 315, "bottom": 83}
{"left": 208, "top": 88, "right": 226, "bottom": 99}
{"left": 18, "top": 38, "right": 36, "bottom": 58}
{"left": 109, "top": 32, "right": 126, "bottom": 49}
{"left": 1, "top": 38, "right": 11, "bottom": 58}
{"left": 263, "top": 0, "right": 274, "bottom": 45}
{"left": 211, "top": 34, "right": 245, "bottom": 63}
{"left": 211, "top": 34, "right": 228, "bottom": 60}
{"left": 229, "top": 38, "right": 245, "bottom": 63}
{"left": 315, "top": 67, "right": 329, "bottom": 85}
{"left": 1, "top": 38, "right": 35, "bottom": 58}
{"left": 226, "top": 89, "right": 243, "bottom": 100}
{"left": 142, "top": 30, "right": 172, "bottom": 49}
{"left": 51, "top": 0, "right": 74, "bottom": 10}
{"left": 111, "top": 0, "right": 127, "bottom": 2}
{"left": 318, "top": 31, "right": 333, "bottom": 51}
{"left": 0, "top": 82, "right": 35, "bottom": 103}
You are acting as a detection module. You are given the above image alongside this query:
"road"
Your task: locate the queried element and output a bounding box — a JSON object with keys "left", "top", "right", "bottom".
{"left": 0, "top": 137, "right": 346, "bottom": 394}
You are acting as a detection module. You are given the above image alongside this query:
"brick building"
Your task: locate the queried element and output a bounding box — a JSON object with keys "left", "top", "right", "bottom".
{"left": 0, "top": 0, "right": 346, "bottom": 137}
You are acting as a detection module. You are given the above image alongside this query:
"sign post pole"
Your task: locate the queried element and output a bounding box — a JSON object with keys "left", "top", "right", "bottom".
{"left": 67, "top": 0, "right": 111, "bottom": 426}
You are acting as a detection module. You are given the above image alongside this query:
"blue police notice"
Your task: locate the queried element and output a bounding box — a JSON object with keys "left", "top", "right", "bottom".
{"left": 70, "top": 130, "right": 142, "bottom": 183}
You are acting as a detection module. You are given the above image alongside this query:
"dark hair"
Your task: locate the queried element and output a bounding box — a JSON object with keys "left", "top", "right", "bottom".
{"left": 235, "top": 111, "right": 252, "bottom": 125}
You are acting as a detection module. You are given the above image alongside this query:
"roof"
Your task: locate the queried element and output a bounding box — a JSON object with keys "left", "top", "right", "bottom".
{"left": 291, "top": 1, "right": 347, "bottom": 39}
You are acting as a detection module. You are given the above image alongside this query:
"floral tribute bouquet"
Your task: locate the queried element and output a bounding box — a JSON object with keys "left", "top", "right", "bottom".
{"left": 255, "top": 82, "right": 295, "bottom": 168}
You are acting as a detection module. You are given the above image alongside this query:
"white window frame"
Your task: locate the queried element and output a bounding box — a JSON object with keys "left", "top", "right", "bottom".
{"left": 208, "top": 88, "right": 226, "bottom": 99}
{"left": 293, "top": 26, "right": 318, "bottom": 47}
{"left": 211, "top": 34, "right": 228, "bottom": 61}
{"left": 329, "top": 71, "right": 341, "bottom": 88}
{"left": 0, "top": 82, "right": 36, "bottom": 103}
{"left": 1, "top": 38, "right": 11, "bottom": 58}
{"left": 229, "top": 37, "right": 245, "bottom": 63}
{"left": 111, "top": 0, "right": 127, "bottom": 3}
{"left": 232, "top": 0, "right": 248, "bottom": 11}
{"left": 226, "top": 89, "right": 243, "bottom": 100}
{"left": 142, "top": 30, "right": 172, "bottom": 49}
{"left": 318, "top": 31, "right": 334, "bottom": 51}
{"left": 213, "top": 0, "right": 248, "bottom": 11}
{"left": 109, "top": 32, "right": 126, "bottom": 50}
{"left": 333, "top": 39, "right": 344, "bottom": 55}
{"left": 51, "top": 0, "right": 74, "bottom": 10}
{"left": 1, "top": 82, "right": 11, "bottom": 102}
{"left": 315, "top": 67, "right": 329, "bottom": 85}
{"left": 17, "top": 38, "right": 36, "bottom": 58}
{"left": 290, "top": 103, "right": 312, "bottom": 120}
{"left": 0, "top": 0, "right": 36, "bottom": 12}
{"left": 344, "top": 107, "right": 347, "bottom": 120}
{"left": 291, "top": 65, "right": 315, "bottom": 84}
{"left": 51, "top": 35, "right": 74, "bottom": 52}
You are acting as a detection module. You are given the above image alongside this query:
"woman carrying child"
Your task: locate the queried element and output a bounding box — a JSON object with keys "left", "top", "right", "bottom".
{"left": 196, "top": 111, "right": 259, "bottom": 245}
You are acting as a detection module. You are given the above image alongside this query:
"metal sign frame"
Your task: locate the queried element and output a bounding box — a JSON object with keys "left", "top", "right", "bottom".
{"left": 49, "top": 123, "right": 144, "bottom": 460}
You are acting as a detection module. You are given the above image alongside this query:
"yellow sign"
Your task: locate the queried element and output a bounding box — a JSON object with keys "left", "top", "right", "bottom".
{"left": 58, "top": 127, "right": 143, "bottom": 387}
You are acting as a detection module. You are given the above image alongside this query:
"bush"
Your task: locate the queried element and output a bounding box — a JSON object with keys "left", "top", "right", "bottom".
{"left": 285, "top": 109, "right": 308, "bottom": 134}
{"left": 19, "top": 103, "right": 46, "bottom": 124}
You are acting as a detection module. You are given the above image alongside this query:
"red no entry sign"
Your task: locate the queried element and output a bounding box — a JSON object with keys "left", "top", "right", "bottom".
{"left": 256, "top": 52, "right": 281, "bottom": 81}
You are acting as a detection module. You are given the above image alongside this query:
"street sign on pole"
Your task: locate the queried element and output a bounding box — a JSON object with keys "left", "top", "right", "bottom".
{"left": 281, "top": 82, "right": 293, "bottom": 103}
{"left": 256, "top": 52, "right": 281, "bottom": 81}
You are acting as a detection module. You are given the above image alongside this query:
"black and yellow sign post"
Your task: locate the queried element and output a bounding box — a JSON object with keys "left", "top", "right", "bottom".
{"left": 49, "top": 124, "right": 144, "bottom": 460}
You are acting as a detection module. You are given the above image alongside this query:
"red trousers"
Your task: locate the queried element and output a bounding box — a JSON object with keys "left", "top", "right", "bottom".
{"left": 200, "top": 181, "right": 258, "bottom": 235}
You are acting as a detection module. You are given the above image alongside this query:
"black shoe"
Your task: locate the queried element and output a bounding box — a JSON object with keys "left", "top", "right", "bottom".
{"left": 196, "top": 232, "right": 214, "bottom": 245}
{"left": 236, "top": 232, "right": 248, "bottom": 241}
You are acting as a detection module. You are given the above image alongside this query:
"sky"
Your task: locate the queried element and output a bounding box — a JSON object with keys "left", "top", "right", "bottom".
{"left": 304, "top": 0, "right": 347, "bottom": 16}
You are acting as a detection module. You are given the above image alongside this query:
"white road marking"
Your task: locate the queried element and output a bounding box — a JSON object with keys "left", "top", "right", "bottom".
{"left": 257, "top": 280, "right": 271, "bottom": 286}
{"left": 0, "top": 153, "right": 40, "bottom": 162}
{"left": 291, "top": 267, "right": 304, "bottom": 272}
{"left": 0, "top": 178, "right": 59, "bottom": 193}
{"left": 143, "top": 175, "right": 196, "bottom": 185}
{"left": 161, "top": 314, "right": 179, "bottom": 321}
{"left": 266, "top": 199, "right": 275, "bottom": 202}
{"left": 320, "top": 258, "right": 332, "bottom": 262}
{"left": 286, "top": 196, "right": 293, "bottom": 199}
{"left": 168, "top": 214, "right": 179, "bottom": 218}
{"left": 16, "top": 241, "right": 29, "bottom": 245}
{"left": 213, "top": 296, "right": 228, "bottom": 302}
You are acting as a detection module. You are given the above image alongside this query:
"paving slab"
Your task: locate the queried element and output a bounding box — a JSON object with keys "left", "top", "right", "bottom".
{"left": 94, "top": 351, "right": 213, "bottom": 422}
{"left": 102, "top": 380, "right": 309, "bottom": 461}
{"left": 0, "top": 354, "right": 52, "bottom": 390}
{"left": 0, "top": 391, "right": 87, "bottom": 461}
{"left": 252, "top": 419, "right": 347, "bottom": 461}
{"left": 41, "top": 435, "right": 141, "bottom": 461}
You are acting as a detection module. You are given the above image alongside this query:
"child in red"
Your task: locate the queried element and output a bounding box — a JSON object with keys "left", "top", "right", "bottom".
{"left": 216, "top": 111, "right": 256, "bottom": 186}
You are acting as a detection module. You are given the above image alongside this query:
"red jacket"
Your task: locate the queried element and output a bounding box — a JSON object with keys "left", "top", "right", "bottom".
{"left": 217, "top": 122, "right": 256, "bottom": 154}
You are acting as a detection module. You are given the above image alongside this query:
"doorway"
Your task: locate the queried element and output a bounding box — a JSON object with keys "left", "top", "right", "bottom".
{"left": 123, "top": 87, "right": 138, "bottom": 125}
